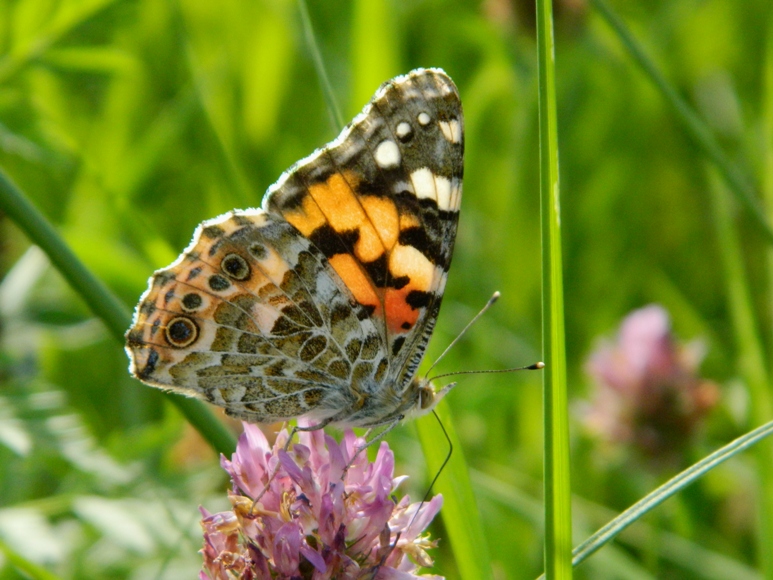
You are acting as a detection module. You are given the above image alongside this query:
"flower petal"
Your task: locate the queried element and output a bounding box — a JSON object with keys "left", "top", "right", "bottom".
{"left": 400, "top": 495, "right": 444, "bottom": 541}
{"left": 201, "top": 424, "right": 444, "bottom": 579}
{"left": 300, "top": 544, "right": 327, "bottom": 572}
{"left": 273, "top": 522, "right": 301, "bottom": 575}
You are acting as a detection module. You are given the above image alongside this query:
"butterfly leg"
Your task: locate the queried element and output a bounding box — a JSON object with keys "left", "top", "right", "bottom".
{"left": 292, "top": 416, "right": 335, "bottom": 433}
{"left": 344, "top": 414, "right": 404, "bottom": 473}
{"left": 360, "top": 524, "right": 399, "bottom": 579}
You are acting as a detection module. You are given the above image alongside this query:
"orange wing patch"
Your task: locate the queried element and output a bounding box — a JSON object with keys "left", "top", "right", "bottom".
{"left": 385, "top": 244, "right": 436, "bottom": 333}
{"left": 361, "top": 196, "right": 399, "bottom": 252}
{"left": 282, "top": 170, "right": 437, "bottom": 335}
{"left": 309, "top": 172, "right": 390, "bottom": 264}
{"left": 308, "top": 172, "right": 363, "bottom": 230}
{"left": 328, "top": 253, "right": 381, "bottom": 315}
{"left": 281, "top": 192, "right": 327, "bottom": 237}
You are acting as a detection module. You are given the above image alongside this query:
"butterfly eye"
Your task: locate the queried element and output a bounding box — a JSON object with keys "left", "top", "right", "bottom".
{"left": 419, "top": 384, "right": 435, "bottom": 410}
{"left": 165, "top": 316, "right": 199, "bottom": 348}
{"left": 221, "top": 253, "right": 251, "bottom": 280}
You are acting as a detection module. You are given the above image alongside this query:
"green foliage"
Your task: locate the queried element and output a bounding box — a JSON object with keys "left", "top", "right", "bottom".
{"left": 536, "top": 0, "right": 572, "bottom": 576}
{"left": 0, "top": 0, "right": 771, "bottom": 578}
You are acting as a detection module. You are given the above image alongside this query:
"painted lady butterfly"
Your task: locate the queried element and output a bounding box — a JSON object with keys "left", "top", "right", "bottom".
{"left": 125, "top": 68, "right": 463, "bottom": 431}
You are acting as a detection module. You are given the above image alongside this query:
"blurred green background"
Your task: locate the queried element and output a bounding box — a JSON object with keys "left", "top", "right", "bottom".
{"left": 0, "top": 0, "right": 771, "bottom": 578}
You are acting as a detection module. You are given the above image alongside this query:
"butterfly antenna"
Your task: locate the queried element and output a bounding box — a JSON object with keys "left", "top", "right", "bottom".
{"left": 429, "top": 361, "right": 544, "bottom": 382}
{"left": 404, "top": 362, "right": 543, "bottom": 531}
{"left": 424, "top": 291, "right": 501, "bottom": 380}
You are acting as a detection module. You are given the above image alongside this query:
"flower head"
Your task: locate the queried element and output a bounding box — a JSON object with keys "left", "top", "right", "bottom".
{"left": 200, "top": 422, "right": 443, "bottom": 579}
{"left": 582, "top": 305, "right": 718, "bottom": 464}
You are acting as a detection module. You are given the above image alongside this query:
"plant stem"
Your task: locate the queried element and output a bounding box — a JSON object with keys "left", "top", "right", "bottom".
{"left": 536, "top": 0, "right": 572, "bottom": 576}
{"left": 0, "top": 168, "right": 236, "bottom": 455}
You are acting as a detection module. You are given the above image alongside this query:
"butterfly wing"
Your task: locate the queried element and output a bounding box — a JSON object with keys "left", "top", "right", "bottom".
{"left": 126, "top": 68, "right": 463, "bottom": 427}
{"left": 266, "top": 69, "right": 463, "bottom": 412}
{"left": 125, "top": 210, "right": 386, "bottom": 424}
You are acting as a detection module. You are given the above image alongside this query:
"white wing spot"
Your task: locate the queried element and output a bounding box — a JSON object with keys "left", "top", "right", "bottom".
{"left": 439, "top": 119, "right": 462, "bottom": 143}
{"left": 396, "top": 121, "right": 412, "bottom": 139}
{"left": 435, "top": 176, "right": 452, "bottom": 210}
{"left": 417, "top": 112, "right": 431, "bottom": 126}
{"left": 450, "top": 178, "right": 462, "bottom": 210}
{"left": 409, "top": 169, "right": 455, "bottom": 210}
{"left": 410, "top": 168, "right": 436, "bottom": 201}
{"left": 375, "top": 140, "right": 401, "bottom": 169}
{"left": 438, "top": 121, "right": 453, "bottom": 142}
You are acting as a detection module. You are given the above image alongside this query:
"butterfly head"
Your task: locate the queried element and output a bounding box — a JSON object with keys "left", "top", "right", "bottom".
{"left": 407, "top": 377, "right": 456, "bottom": 420}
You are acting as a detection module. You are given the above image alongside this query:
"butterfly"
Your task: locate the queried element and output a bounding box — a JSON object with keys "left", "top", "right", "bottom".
{"left": 125, "top": 68, "right": 463, "bottom": 432}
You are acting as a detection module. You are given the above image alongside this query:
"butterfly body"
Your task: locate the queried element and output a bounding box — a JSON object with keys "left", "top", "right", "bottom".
{"left": 126, "top": 68, "right": 463, "bottom": 428}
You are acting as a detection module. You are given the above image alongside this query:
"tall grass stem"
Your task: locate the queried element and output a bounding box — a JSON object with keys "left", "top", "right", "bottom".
{"left": 708, "top": 169, "right": 773, "bottom": 579}
{"left": 298, "top": 0, "right": 344, "bottom": 131}
{"left": 536, "top": 0, "right": 572, "bottom": 576}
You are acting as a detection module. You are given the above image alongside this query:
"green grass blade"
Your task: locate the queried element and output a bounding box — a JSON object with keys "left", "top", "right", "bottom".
{"left": 589, "top": 0, "right": 773, "bottom": 246}
{"left": 566, "top": 420, "right": 773, "bottom": 573}
{"left": 766, "top": 0, "right": 773, "bottom": 327}
{"left": 708, "top": 168, "right": 773, "bottom": 579}
{"left": 0, "top": 538, "right": 61, "bottom": 580}
{"left": 536, "top": 0, "right": 572, "bottom": 577}
{"left": 416, "top": 400, "right": 493, "bottom": 580}
{"left": 350, "top": 0, "right": 398, "bottom": 111}
{"left": 474, "top": 465, "right": 759, "bottom": 580}
{"left": 762, "top": 17, "right": 773, "bottom": 580}
{"left": 0, "top": 169, "right": 129, "bottom": 338}
{"left": 0, "top": 168, "right": 236, "bottom": 456}
{"left": 170, "top": 398, "right": 237, "bottom": 457}
{"left": 297, "top": 0, "right": 344, "bottom": 131}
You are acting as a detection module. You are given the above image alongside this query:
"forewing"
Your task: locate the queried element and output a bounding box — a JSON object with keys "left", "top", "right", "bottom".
{"left": 265, "top": 68, "right": 463, "bottom": 392}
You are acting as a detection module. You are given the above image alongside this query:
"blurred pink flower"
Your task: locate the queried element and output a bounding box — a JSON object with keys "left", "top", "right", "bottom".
{"left": 583, "top": 305, "right": 718, "bottom": 463}
{"left": 200, "top": 422, "right": 443, "bottom": 580}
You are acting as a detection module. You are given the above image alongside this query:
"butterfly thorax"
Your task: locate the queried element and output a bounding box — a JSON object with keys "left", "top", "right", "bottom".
{"left": 310, "top": 371, "right": 439, "bottom": 428}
